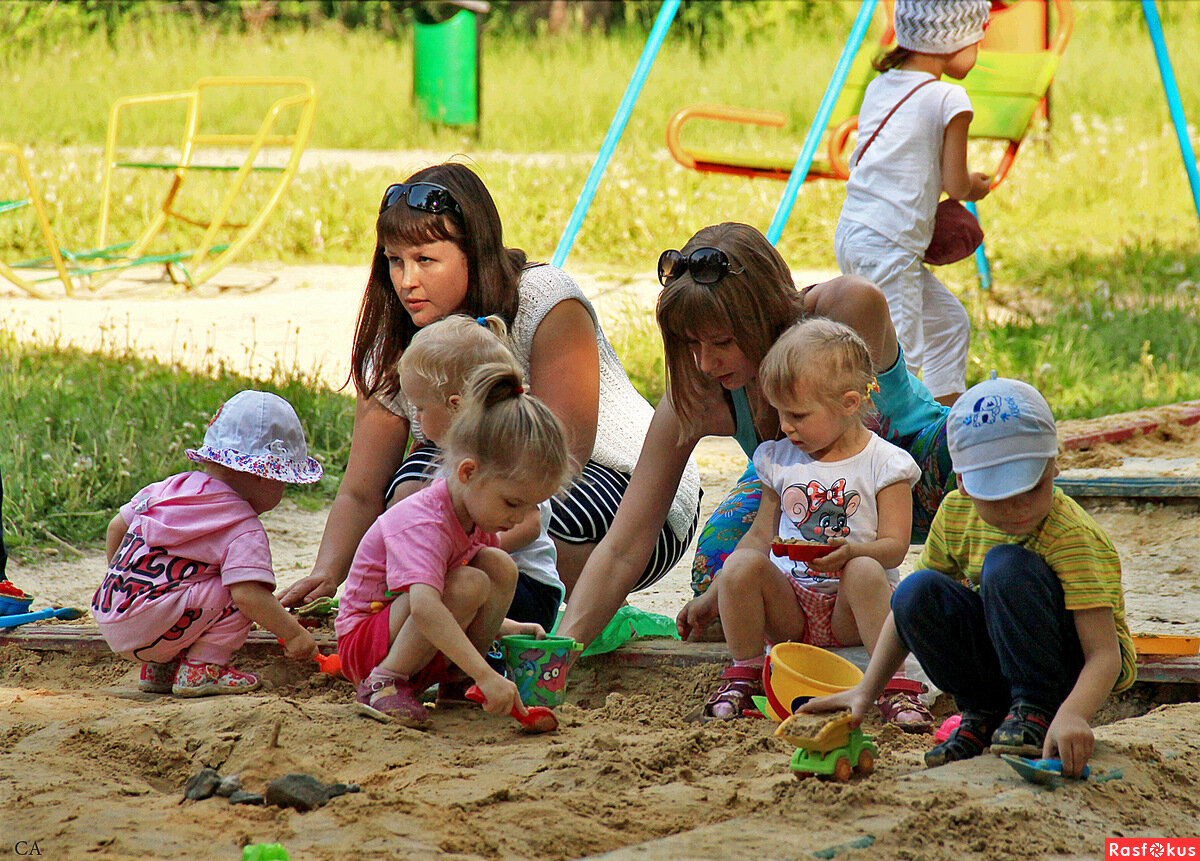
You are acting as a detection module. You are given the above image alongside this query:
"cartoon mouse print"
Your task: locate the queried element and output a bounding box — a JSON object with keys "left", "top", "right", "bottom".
{"left": 780, "top": 479, "right": 859, "bottom": 575}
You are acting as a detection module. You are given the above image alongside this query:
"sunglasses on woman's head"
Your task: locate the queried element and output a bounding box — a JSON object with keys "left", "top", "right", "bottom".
{"left": 657, "top": 247, "right": 731, "bottom": 287}
{"left": 378, "top": 182, "right": 462, "bottom": 216}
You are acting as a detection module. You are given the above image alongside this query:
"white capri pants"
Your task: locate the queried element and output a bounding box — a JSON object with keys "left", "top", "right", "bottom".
{"left": 835, "top": 220, "right": 969, "bottom": 399}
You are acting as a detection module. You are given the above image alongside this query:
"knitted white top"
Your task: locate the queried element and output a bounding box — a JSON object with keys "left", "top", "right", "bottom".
{"left": 383, "top": 264, "right": 701, "bottom": 542}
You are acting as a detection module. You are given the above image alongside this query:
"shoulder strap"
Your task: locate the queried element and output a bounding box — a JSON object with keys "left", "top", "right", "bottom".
{"left": 855, "top": 77, "right": 936, "bottom": 163}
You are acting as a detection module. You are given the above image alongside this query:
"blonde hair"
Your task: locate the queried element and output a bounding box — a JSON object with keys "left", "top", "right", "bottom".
{"left": 442, "top": 363, "right": 575, "bottom": 488}
{"left": 398, "top": 314, "right": 516, "bottom": 397}
{"left": 759, "top": 318, "right": 877, "bottom": 422}
{"left": 656, "top": 223, "right": 805, "bottom": 441}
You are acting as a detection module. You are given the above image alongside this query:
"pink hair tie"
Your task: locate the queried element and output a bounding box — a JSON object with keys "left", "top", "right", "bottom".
{"left": 514, "top": 385, "right": 525, "bottom": 395}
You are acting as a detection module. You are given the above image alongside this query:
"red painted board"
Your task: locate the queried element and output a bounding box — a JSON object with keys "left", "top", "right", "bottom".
{"left": 1060, "top": 401, "right": 1200, "bottom": 451}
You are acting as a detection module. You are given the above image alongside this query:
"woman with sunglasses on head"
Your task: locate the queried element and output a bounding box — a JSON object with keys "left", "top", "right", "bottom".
{"left": 280, "top": 162, "right": 701, "bottom": 612}
{"left": 557, "top": 223, "right": 954, "bottom": 661}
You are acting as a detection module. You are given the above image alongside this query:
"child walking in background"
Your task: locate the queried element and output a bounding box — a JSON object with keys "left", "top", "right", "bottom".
{"left": 835, "top": 0, "right": 992, "bottom": 408}
{"left": 336, "top": 363, "right": 575, "bottom": 727}
{"left": 680, "top": 319, "right": 930, "bottom": 729}
{"left": 386, "top": 314, "right": 566, "bottom": 638}
{"left": 93, "top": 390, "right": 321, "bottom": 697}
{"left": 802, "top": 376, "right": 1136, "bottom": 778}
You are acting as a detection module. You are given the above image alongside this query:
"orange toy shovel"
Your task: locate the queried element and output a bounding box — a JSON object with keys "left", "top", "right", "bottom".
{"left": 278, "top": 639, "right": 342, "bottom": 677}
{"left": 464, "top": 684, "right": 558, "bottom": 733}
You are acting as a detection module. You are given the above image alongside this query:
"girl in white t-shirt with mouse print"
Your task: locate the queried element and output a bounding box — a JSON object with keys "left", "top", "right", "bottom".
{"left": 684, "top": 319, "right": 931, "bottom": 730}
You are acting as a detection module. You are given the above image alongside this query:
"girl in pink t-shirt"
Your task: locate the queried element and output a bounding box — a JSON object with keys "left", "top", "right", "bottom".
{"left": 336, "top": 363, "right": 574, "bottom": 727}
{"left": 93, "top": 390, "right": 322, "bottom": 697}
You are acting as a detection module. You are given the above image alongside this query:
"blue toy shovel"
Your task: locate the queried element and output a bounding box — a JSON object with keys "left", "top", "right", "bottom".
{"left": 1000, "top": 754, "right": 1089, "bottom": 788}
{"left": 0, "top": 607, "right": 85, "bottom": 628}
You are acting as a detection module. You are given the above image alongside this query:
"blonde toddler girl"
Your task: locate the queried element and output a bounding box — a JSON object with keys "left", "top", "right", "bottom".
{"left": 386, "top": 314, "right": 566, "bottom": 637}
{"left": 335, "top": 363, "right": 574, "bottom": 726}
{"left": 688, "top": 319, "right": 930, "bottom": 729}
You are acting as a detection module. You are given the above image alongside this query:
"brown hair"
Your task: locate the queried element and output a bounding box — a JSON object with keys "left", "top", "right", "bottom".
{"left": 442, "top": 363, "right": 576, "bottom": 489}
{"left": 655, "top": 222, "right": 805, "bottom": 441}
{"left": 873, "top": 46, "right": 914, "bottom": 72}
{"left": 759, "top": 318, "right": 877, "bottom": 423}
{"left": 350, "top": 163, "right": 529, "bottom": 400}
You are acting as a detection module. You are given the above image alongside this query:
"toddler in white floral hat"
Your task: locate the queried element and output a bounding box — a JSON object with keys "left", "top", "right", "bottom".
{"left": 93, "top": 390, "right": 322, "bottom": 697}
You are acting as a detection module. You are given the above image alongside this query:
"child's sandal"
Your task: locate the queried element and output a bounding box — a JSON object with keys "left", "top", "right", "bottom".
{"left": 692, "top": 665, "right": 763, "bottom": 722}
{"left": 876, "top": 678, "right": 934, "bottom": 733}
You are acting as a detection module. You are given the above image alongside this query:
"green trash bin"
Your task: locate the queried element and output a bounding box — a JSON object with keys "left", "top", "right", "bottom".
{"left": 413, "top": 2, "right": 487, "bottom": 127}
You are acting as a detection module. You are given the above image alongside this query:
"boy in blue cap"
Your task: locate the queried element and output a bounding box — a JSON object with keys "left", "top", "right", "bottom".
{"left": 800, "top": 375, "right": 1136, "bottom": 778}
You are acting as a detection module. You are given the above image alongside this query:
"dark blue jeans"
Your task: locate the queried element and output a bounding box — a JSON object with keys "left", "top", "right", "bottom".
{"left": 891, "top": 544, "right": 1085, "bottom": 716}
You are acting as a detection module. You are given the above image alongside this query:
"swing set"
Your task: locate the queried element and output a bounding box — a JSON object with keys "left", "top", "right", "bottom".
{"left": 551, "top": 0, "right": 1200, "bottom": 291}
{"left": 665, "top": 0, "right": 1072, "bottom": 191}
{"left": 0, "top": 76, "right": 316, "bottom": 298}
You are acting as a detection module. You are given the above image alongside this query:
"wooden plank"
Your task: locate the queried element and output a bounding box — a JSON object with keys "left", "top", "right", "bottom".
{"left": 1060, "top": 400, "right": 1200, "bottom": 450}
{"left": 4, "top": 627, "right": 1196, "bottom": 685}
{"left": 1055, "top": 476, "right": 1200, "bottom": 498}
{"left": 0, "top": 625, "right": 335, "bottom": 655}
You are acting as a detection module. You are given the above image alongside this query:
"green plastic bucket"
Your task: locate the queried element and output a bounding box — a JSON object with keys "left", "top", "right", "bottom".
{"left": 500, "top": 634, "right": 582, "bottom": 708}
{"left": 412, "top": 7, "right": 480, "bottom": 126}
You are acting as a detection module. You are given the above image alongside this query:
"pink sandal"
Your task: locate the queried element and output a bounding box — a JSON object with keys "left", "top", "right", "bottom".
{"left": 696, "top": 665, "right": 764, "bottom": 722}
{"left": 876, "top": 677, "right": 934, "bottom": 733}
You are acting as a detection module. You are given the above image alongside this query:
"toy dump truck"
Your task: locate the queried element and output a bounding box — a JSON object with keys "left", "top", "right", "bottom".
{"left": 774, "top": 709, "right": 876, "bottom": 781}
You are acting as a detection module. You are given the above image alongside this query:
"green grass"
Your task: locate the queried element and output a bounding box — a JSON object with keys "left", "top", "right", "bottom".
{"left": 0, "top": 327, "right": 354, "bottom": 554}
{"left": 1, "top": 3, "right": 1199, "bottom": 554}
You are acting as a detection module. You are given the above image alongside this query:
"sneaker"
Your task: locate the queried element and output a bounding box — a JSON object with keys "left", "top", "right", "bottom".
{"left": 355, "top": 676, "right": 429, "bottom": 728}
{"left": 876, "top": 678, "right": 934, "bottom": 733}
{"left": 990, "top": 701, "right": 1053, "bottom": 757}
{"left": 138, "top": 658, "right": 182, "bottom": 694}
{"left": 924, "top": 711, "right": 1001, "bottom": 768}
{"left": 171, "top": 659, "right": 260, "bottom": 698}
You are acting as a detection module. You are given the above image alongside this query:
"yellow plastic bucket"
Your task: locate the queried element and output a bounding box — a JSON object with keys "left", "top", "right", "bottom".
{"left": 761, "top": 642, "right": 863, "bottom": 722}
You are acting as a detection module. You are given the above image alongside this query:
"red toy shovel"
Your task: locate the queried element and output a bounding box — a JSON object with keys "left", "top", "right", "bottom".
{"left": 464, "top": 684, "right": 558, "bottom": 733}
{"left": 278, "top": 639, "right": 342, "bottom": 677}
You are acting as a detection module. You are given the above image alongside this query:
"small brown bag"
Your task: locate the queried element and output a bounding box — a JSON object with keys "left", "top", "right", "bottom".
{"left": 854, "top": 79, "right": 985, "bottom": 266}
{"left": 924, "top": 198, "right": 984, "bottom": 266}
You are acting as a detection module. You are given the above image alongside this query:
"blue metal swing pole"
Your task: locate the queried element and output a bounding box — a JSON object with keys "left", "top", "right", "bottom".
{"left": 766, "top": 0, "right": 879, "bottom": 245}
{"left": 1142, "top": 0, "right": 1200, "bottom": 226}
{"left": 552, "top": 0, "right": 681, "bottom": 268}
{"left": 965, "top": 201, "right": 992, "bottom": 290}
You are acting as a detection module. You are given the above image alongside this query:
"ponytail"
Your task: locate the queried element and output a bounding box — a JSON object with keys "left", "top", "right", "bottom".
{"left": 442, "top": 363, "right": 575, "bottom": 487}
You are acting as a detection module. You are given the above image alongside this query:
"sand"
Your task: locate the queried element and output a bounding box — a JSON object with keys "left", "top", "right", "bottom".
{"left": 3, "top": 266, "right": 1200, "bottom": 859}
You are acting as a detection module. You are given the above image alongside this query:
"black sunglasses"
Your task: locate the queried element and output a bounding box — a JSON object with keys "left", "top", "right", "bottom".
{"left": 657, "top": 247, "right": 731, "bottom": 287}
{"left": 378, "top": 182, "right": 462, "bottom": 216}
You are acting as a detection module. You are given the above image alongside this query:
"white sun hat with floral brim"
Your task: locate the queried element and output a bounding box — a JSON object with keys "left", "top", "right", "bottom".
{"left": 186, "top": 390, "right": 323, "bottom": 485}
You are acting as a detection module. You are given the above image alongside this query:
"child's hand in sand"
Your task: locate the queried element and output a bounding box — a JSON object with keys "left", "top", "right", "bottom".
{"left": 798, "top": 685, "right": 874, "bottom": 728}
{"left": 281, "top": 628, "right": 319, "bottom": 662}
{"left": 475, "top": 670, "right": 525, "bottom": 717}
{"left": 499, "top": 618, "right": 546, "bottom": 639}
{"left": 676, "top": 588, "right": 718, "bottom": 641}
{"left": 1044, "top": 709, "right": 1094, "bottom": 778}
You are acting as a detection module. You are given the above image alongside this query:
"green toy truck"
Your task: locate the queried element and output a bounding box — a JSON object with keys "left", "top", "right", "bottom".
{"left": 774, "top": 710, "right": 877, "bottom": 782}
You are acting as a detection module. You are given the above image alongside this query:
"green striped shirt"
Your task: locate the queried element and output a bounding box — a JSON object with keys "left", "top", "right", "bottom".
{"left": 918, "top": 487, "right": 1136, "bottom": 692}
